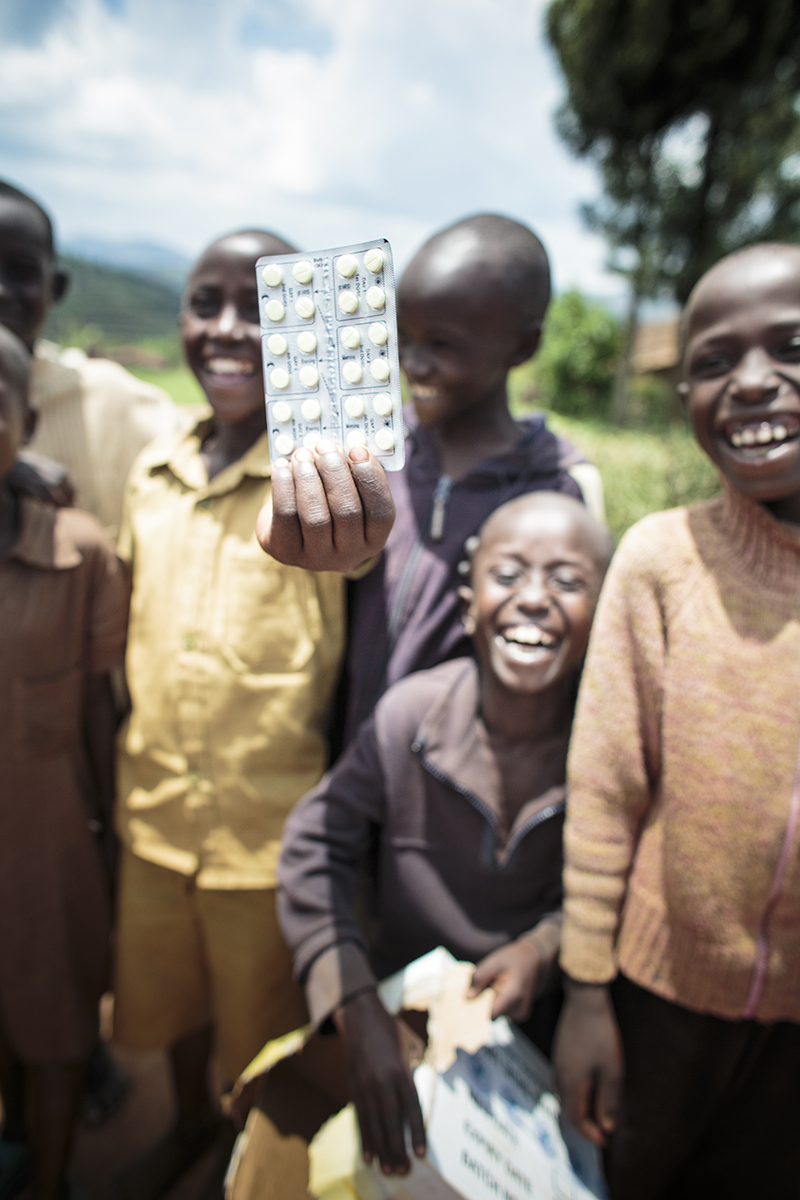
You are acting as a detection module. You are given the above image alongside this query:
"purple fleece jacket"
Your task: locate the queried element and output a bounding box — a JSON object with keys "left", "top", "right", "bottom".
{"left": 339, "top": 411, "right": 586, "bottom": 745}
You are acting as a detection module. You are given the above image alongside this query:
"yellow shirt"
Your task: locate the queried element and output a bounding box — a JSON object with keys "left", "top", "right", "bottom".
{"left": 29, "top": 341, "right": 183, "bottom": 538}
{"left": 116, "top": 412, "right": 345, "bottom": 888}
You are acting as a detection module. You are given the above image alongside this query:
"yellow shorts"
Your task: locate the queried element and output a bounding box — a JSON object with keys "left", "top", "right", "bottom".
{"left": 113, "top": 850, "right": 308, "bottom": 1084}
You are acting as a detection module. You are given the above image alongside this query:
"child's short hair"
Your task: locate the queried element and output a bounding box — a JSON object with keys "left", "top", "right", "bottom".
{"left": 0, "top": 180, "right": 55, "bottom": 257}
{"left": 418, "top": 212, "right": 551, "bottom": 327}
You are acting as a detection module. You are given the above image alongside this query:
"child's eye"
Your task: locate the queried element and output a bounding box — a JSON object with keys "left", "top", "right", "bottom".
{"left": 691, "top": 352, "right": 734, "bottom": 377}
{"left": 550, "top": 572, "right": 586, "bottom": 592}
{"left": 490, "top": 566, "right": 523, "bottom": 586}
{"left": 188, "top": 297, "right": 219, "bottom": 318}
{"left": 777, "top": 337, "right": 800, "bottom": 361}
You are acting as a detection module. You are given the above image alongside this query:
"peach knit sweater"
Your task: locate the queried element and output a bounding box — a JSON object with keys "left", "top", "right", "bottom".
{"left": 561, "top": 486, "right": 800, "bottom": 1021}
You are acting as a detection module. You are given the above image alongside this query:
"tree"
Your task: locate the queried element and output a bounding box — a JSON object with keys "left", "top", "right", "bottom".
{"left": 534, "top": 289, "right": 622, "bottom": 419}
{"left": 546, "top": 0, "right": 800, "bottom": 417}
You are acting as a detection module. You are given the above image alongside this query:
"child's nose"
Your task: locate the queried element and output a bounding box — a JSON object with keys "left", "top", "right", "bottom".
{"left": 516, "top": 574, "right": 550, "bottom": 611}
{"left": 214, "top": 302, "right": 242, "bottom": 338}
{"left": 730, "top": 347, "right": 780, "bottom": 403}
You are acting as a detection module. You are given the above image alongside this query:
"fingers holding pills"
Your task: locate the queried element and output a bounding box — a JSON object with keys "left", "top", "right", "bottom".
{"left": 259, "top": 442, "right": 395, "bottom": 570}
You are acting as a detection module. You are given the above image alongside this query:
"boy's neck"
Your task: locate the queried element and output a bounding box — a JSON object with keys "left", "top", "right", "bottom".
{"left": 0, "top": 481, "right": 20, "bottom": 561}
{"left": 201, "top": 408, "right": 266, "bottom": 482}
{"left": 479, "top": 669, "right": 576, "bottom": 746}
{"left": 766, "top": 490, "right": 800, "bottom": 526}
{"left": 431, "top": 396, "right": 521, "bottom": 480}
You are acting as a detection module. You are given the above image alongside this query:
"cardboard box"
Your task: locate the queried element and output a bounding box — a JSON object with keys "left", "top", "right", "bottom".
{"left": 225, "top": 948, "right": 606, "bottom": 1200}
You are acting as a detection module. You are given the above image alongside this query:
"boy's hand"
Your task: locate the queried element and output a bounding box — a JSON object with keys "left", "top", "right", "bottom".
{"left": 334, "top": 990, "right": 426, "bottom": 1176}
{"left": 553, "top": 980, "right": 623, "bottom": 1148}
{"left": 257, "top": 441, "right": 395, "bottom": 572}
{"left": 468, "top": 939, "right": 541, "bottom": 1021}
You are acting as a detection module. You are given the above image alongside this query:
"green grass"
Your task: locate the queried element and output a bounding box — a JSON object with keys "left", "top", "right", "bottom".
{"left": 508, "top": 361, "right": 720, "bottom": 543}
{"left": 126, "top": 358, "right": 721, "bottom": 545}
{"left": 128, "top": 364, "right": 207, "bottom": 408}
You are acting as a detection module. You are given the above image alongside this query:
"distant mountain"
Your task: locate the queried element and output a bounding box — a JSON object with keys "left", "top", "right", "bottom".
{"left": 61, "top": 238, "right": 191, "bottom": 289}
{"left": 43, "top": 255, "right": 181, "bottom": 346}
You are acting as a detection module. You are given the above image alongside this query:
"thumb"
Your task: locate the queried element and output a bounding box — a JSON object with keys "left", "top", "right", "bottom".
{"left": 468, "top": 957, "right": 498, "bottom": 997}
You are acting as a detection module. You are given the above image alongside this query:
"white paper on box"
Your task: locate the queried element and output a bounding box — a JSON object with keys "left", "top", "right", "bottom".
{"left": 310, "top": 949, "right": 607, "bottom": 1200}
{"left": 256, "top": 239, "right": 405, "bottom": 471}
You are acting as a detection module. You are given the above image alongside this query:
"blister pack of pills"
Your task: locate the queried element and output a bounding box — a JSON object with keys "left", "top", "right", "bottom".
{"left": 256, "top": 238, "right": 405, "bottom": 471}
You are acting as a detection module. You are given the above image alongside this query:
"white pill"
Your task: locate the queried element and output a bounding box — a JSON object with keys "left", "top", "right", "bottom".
{"left": 343, "top": 361, "right": 363, "bottom": 385}
{"left": 261, "top": 263, "right": 284, "bottom": 287}
{"left": 303, "top": 432, "right": 320, "bottom": 450}
{"left": 295, "top": 296, "right": 316, "bottom": 320}
{"left": 346, "top": 430, "right": 367, "bottom": 449}
{"left": 274, "top": 433, "right": 295, "bottom": 456}
{"left": 265, "top": 299, "right": 285, "bottom": 322}
{"left": 368, "top": 322, "right": 388, "bottom": 346}
{"left": 299, "top": 365, "right": 319, "bottom": 388}
{"left": 337, "top": 254, "right": 358, "bottom": 278}
{"left": 338, "top": 290, "right": 359, "bottom": 314}
{"left": 271, "top": 400, "right": 293, "bottom": 423}
{"left": 270, "top": 367, "right": 290, "bottom": 389}
{"left": 372, "top": 392, "right": 393, "bottom": 417}
{"left": 341, "top": 326, "right": 362, "bottom": 350}
{"left": 374, "top": 428, "right": 395, "bottom": 453}
{"left": 370, "top": 358, "right": 390, "bottom": 382}
{"left": 292, "top": 260, "right": 314, "bottom": 284}
{"left": 366, "top": 286, "right": 385, "bottom": 310}
{"left": 301, "top": 398, "right": 322, "bottom": 421}
{"left": 364, "top": 248, "right": 384, "bottom": 273}
{"left": 344, "top": 396, "right": 365, "bottom": 419}
{"left": 296, "top": 330, "right": 318, "bottom": 354}
{"left": 267, "top": 334, "right": 288, "bottom": 356}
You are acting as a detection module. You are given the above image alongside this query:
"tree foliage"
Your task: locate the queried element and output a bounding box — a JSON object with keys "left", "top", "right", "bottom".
{"left": 546, "top": 0, "right": 800, "bottom": 304}
{"left": 534, "top": 289, "right": 622, "bottom": 419}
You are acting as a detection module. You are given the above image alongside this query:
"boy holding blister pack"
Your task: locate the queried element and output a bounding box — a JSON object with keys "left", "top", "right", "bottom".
{"left": 339, "top": 212, "right": 604, "bottom": 747}
{"left": 112, "top": 229, "right": 395, "bottom": 1199}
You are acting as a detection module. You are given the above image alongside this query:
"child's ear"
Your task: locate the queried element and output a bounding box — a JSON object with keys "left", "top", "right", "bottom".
{"left": 458, "top": 584, "right": 476, "bottom": 635}
{"left": 509, "top": 321, "right": 542, "bottom": 368}
{"left": 677, "top": 381, "right": 689, "bottom": 407}
{"left": 51, "top": 268, "right": 70, "bottom": 306}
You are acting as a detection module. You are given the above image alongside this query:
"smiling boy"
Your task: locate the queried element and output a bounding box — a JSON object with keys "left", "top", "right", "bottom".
{"left": 277, "top": 492, "right": 612, "bottom": 1177}
{"left": 554, "top": 243, "right": 800, "bottom": 1199}
{"left": 339, "top": 213, "right": 603, "bottom": 747}
{"left": 112, "top": 229, "right": 395, "bottom": 1199}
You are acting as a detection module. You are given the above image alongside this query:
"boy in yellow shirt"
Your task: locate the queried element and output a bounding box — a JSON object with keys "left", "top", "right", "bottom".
{"left": 113, "top": 228, "right": 394, "bottom": 1198}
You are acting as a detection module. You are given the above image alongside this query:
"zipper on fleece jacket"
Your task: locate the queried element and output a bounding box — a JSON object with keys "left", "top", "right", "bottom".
{"left": 386, "top": 474, "right": 453, "bottom": 651}
{"left": 743, "top": 727, "right": 800, "bottom": 1018}
{"left": 417, "top": 748, "right": 564, "bottom": 869}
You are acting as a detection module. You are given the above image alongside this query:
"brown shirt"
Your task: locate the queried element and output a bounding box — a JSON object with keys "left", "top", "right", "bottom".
{"left": 0, "top": 497, "right": 128, "bottom": 1060}
{"left": 278, "top": 658, "right": 565, "bottom": 1028}
{"left": 116, "top": 414, "right": 346, "bottom": 889}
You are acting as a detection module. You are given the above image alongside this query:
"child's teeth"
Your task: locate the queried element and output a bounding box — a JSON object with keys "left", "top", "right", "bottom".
{"left": 773, "top": 424, "right": 788, "bottom": 440}
{"left": 741, "top": 428, "right": 756, "bottom": 446}
{"left": 504, "top": 625, "right": 555, "bottom": 647}
{"left": 756, "top": 422, "right": 772, "bottom": 444}
{"left": 731, "top": 430, "right": 743, "bottom": 447}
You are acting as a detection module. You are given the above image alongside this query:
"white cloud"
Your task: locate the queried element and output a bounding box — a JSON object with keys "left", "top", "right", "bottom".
{"left": 0, "top": 0, "right": 620, "bottom": 295}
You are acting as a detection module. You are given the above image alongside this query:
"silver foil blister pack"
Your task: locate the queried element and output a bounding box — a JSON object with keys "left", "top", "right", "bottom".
{"left": 256, "top": 238, "right": 405, "bottom": 471}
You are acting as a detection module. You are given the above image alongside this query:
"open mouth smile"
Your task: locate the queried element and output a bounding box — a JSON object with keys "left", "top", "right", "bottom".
{"left": 203, "top": 357, "right": 257, "bottom": 378}
{"left": 722, "top": 413, "right": 800, "bottom": 452}
{"left": 495, "top": 624, "right": 561, "bottom": 662}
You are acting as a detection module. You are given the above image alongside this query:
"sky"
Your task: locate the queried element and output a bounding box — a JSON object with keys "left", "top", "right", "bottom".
{"left": 0, "top": 0, "right": 623, "bottom": 297}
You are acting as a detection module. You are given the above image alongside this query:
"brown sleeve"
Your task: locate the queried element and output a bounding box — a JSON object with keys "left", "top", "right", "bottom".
{"left": 83, "top": 529, "right": 130, "bottom": 676}
{"left": 560, "top": 520, "right": 666, "bottom": 984}
{"left": 277, "top": 717, "right": 386, "bottom": 1029}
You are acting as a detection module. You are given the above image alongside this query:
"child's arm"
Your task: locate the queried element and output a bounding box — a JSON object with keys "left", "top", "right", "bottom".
{"left": 278, "top": 719, "right": 426, "bottom": 1174}
{"left": 553, "top": 520, "right": 666, "bottom": 1144}
{"left": 257, "top": 442, "right": 395, "bottom": 572}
